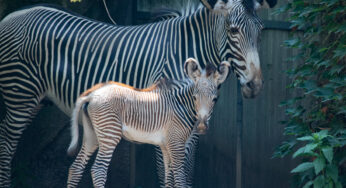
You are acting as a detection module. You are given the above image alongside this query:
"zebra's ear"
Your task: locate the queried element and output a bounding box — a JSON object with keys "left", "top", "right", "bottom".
{"left": 215, "top": 61, "right": 231, "bottom": 85}
{"left": 184, "top": 58, "right": 202, "bottom": 82}
{"left": 245, "top": 0, "right": 277, "bottom": 10}
{"left": 200, "top": 0, "right": 229, "bottom": 13}
{"left": 200, "top": 0, "right": 217, "bottom": 10}
{"left": 258, "top": 0, "right": 277, "bottom": 9}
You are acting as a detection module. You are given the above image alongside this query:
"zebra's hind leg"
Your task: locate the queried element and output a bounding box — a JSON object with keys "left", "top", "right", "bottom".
{"left": 68, "top": 114, "right": 98, "bottom": 188}
{"left": 0, "top": 92, "right": 44, "bottom": 187}
{"left": 90, "top": 115, "right": 122, "bottom": 188}
{"left": 91, "top": 139, "right": 121, "bottom": 188}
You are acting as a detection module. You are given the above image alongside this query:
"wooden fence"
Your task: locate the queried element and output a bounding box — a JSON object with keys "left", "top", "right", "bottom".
{"left": 0, "top": 0, "right": 299, "bottom": 187}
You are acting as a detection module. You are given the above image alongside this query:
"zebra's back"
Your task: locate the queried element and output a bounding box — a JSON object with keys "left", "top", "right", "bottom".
{"left": 0, "top": 5, "right": 172, "bottom": 114}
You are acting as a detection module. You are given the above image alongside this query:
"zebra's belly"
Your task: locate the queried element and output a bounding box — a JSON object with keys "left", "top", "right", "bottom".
{"left": 46, "top": 91, "right": 73, "bottom": 117}
{"left": 121, "top": 125, "right": 165, "bottom": 146}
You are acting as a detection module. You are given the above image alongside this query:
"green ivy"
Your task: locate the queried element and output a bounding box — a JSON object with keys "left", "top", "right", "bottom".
{"left": 273, "top": 0, "right": 345, "bottom": 187}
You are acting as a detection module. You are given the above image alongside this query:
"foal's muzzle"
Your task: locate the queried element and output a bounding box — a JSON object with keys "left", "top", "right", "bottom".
{"left": 196, "top": 119, "right": 208, "bottom": 135}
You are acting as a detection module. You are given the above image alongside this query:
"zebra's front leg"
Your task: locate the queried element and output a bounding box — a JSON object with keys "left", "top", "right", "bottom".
{"left": 159, "top": 145, "right": 174, "bottom": 188}
{"left": 166, "top": 140, "right": 187, "bottom": 188}
{"left": 155, "top": 146, "right": 174, "bottom": 188}
{"left": 0, "top": 93, "right": 43, "bottom": 187}
{"left": 156, "top": 130, "right": 199, "bottom": 188}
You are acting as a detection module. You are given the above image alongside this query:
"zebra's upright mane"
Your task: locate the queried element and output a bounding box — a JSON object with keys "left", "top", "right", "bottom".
{"left": 152, "top": 0, "right": 262, "bottom": 23}
{"left": 148, "top": 77, "right": 193, "bottom": 93}
{"left": 152, "top": 0, "right": 202, "bottom": 21}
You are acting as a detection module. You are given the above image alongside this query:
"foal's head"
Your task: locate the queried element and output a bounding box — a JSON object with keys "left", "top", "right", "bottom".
{"left": 184, "top": 58, "right": 230, "bottom": 134}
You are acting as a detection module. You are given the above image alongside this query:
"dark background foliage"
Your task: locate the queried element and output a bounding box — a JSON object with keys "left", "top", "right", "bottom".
{"left": 273, "top": 0, "right": 346, "bottom": 188}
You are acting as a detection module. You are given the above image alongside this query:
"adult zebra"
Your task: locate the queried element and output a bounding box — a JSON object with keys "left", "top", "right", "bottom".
{"left": 0, "top": 0, "right": 276, "bottom": 187}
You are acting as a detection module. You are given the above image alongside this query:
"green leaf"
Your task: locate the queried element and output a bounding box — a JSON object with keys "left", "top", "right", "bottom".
{"left": 313, "top": 156, "right": 325, "bottom": 175}
{"left": 333, "top": 48, "right": 346, "bottom": 59}
{"left": 300, "top": 80, "right": 317, "bottom": 93}
{"left": 326, "top": 164, "right": 338, "bottom": 182}
{"left": 335, "top": 182, "right": 343, "bottom": 188}
{"left": 313, "top": 129, "right": 329, "bottom": 140}
{"left": 322, "top": 147, "right": 333, "bottom": 163}
{"left": 313, "top": 175, "right": 324, "bottom": 188}
{"left": 303, "top": 180, "right": 313, "bottom": 188}
{"left": 273, "top": 140, "right": 297, "bottom": 158}
{"left": 327, "top": 181, "right": 333, "bottom": 188}
{"left": 297, "top": 136, "right": 314, "bottom": 141}
{"left": 313, "top": 87, "right": 335, "bottom": 100}
{"left": 284, "top": 38, "right": 300, "bottom": 48}
{"left": 293, "top": 143, "right": 318, "bottom": 158}
{"left": 291, "top": 162, "right": 314, "bottom": 173}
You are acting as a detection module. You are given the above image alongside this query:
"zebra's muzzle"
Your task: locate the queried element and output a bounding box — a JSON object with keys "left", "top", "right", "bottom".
{"left": 196, "top": 119, "right": 208, "bottom": 135}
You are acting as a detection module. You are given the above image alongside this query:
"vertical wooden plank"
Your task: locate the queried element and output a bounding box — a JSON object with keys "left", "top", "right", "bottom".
{"left": 236, "top": 82, "right": 243, "bottom": 188}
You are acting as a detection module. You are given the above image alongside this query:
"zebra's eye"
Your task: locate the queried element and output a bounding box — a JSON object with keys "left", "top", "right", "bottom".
{"left": 212, "top": 97, "right": 218, "bottom": 103}
{"left": 230, "top": 27, "right": 239, "bottom": 34}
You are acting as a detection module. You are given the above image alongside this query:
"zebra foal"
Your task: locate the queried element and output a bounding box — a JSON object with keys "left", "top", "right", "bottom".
{"left": 67, "top": 58, "right": 230, "bottom": 187}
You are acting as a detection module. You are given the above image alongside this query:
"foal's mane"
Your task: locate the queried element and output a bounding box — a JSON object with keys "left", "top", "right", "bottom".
{"left": 79, "top": 78, "right": 175, "bottom": 97}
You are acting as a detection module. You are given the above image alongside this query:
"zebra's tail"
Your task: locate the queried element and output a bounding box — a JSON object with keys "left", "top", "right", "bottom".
{"left": 67, "top": 95, "right": 90, "bottom": 156}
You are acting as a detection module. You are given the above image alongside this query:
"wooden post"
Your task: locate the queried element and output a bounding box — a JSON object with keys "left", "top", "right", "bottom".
{"left": 236, "top": 82, "right": 243, "bottom": 188}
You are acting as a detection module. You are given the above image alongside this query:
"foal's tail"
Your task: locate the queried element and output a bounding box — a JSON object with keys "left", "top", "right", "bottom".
{"left": 67, "top": 95, "right": 91, "bottom": 156}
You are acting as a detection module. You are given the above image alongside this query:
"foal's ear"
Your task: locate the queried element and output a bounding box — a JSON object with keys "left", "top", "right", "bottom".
{"left": 184, "top": 58, "right": 202, "bottom": 82}
{"left": 245, "top": 0, "right": 278, "bottom": 10}
{"left": 215, "top": 61, "right": 230, "bottom": 85}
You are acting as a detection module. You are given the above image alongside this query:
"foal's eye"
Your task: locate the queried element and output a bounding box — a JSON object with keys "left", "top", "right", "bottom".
{"left": 212, "top": 97, "right": 218, "bottom": 102}
{"left": 230, "top": 27, "right": 239, "bottom": 34}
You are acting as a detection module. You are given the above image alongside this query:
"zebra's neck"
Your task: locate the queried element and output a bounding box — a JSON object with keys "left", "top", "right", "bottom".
{"left": 182, "top": 7, "right": 227, "bottom": 64}
{"left": 164, "top": 79, "right": 196, "bottom": 126}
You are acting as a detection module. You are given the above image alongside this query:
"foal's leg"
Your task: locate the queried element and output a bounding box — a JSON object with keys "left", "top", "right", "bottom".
{"left": 68, "top": 114, "right": 98, "bottom": 188}
{"left": 184, "top": 130, "right": 200, "bottom": 187}
{"left": 156, "top": 147, "right": 174, "bottom": 188}
{"left": 90, "top": 114, "right": 122, "bottom": 188}
{"left": 166, "top": 135, "right": 188, "bottom": 187}
{"left": 157, "top": 132, "right": 199, "bottom": 188}
{"left": 159, "top": 146, "right": 174, "bottom": 188}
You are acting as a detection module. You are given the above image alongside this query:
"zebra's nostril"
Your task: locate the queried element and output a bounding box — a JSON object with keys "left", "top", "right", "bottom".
{"left": 246, "top": 81, "right": 255, "bottom": 89}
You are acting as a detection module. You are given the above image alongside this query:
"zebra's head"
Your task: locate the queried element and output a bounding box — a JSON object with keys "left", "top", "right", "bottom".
{"left": 201, "top": 0, "right": 276, "bottom": 98}
{"left": 184, "top": 58, "right": 230, "bottom": 134}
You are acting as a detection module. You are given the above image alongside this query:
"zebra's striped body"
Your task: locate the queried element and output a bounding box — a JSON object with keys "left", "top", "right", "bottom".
{"left": 0, "top": 0, "right": 276, "bottom": 186}
{"left": 67, "top": 58, "right": 230, "bottom": 188}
